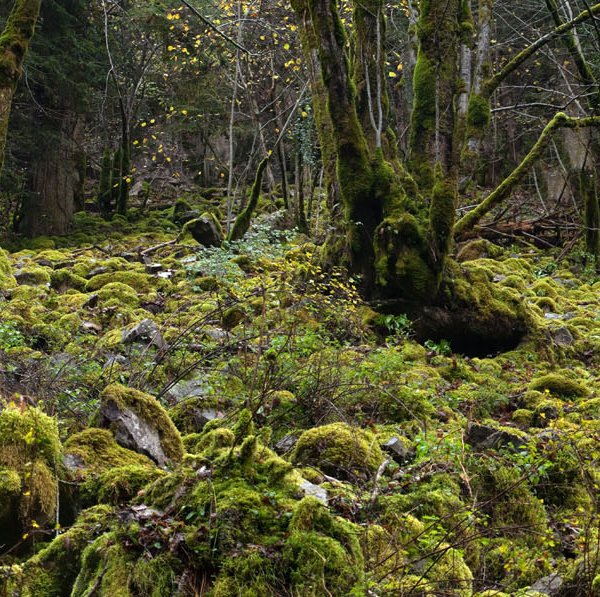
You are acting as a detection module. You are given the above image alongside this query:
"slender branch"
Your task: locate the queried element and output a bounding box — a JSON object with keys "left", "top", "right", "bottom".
{"left": 454, "top": 113, "right": 600, "bottom": 235}
{"left": 180, "top": 0, "right": 254, "bottom": 55}
{"left": 482, "top": 2, "right": 600, "bottom": 99}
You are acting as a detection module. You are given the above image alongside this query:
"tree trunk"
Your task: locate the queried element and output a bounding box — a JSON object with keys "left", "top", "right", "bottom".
{"left": 18, "top": 111, "right": 83, "bottom": 237}
{"left": 0, "top": 0, "right": 41, "bottom": 173}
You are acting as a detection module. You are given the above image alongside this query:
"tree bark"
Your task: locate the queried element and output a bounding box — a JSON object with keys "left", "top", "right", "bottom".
{"left": 0, "top": 0, "right": 41, "bottom": 173}
{"left": 18, "top": 111, "right": 83, "bottom": 237}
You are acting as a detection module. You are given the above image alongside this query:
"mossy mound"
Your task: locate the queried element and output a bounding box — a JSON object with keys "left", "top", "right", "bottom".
{"left": 86, "top": 271, "right": 158, "bottom": 294}
{"left": 0, "top": 249, "right": 16, "bottom": 290}
{"left": 291, "top": 422, "right": 384, "bottom": 480}
{"left": 0, "top": 402, "right": 61, "bottom": 550}
{"left": 528, "top": 373, "right": 590, "bottom": 399}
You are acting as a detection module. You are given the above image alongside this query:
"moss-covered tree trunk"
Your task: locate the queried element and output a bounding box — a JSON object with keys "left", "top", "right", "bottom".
{"left": 0, "top": 0, "right": 41, "bottom": 174}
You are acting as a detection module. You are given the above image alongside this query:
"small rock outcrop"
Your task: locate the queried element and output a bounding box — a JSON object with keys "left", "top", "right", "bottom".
{"left": 96, "top": 384, "right": 184, "bottom": 467}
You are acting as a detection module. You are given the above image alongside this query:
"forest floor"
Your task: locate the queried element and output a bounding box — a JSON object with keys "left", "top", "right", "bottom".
{"left": 0, "top": 201, "right": 599, "bottom": 596}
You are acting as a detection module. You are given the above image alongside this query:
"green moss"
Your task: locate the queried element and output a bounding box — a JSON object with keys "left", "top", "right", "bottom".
{"left": 528, "top": 373, "right": 589, "bottom": 398}
{"left": 131, "top": 553, "right": 177, "bottom": 596}
{"left": 100, "top": 384, "right": 184, "bottom": 463}
{"left": 467, "top": 94, "right": 491, "bottom": 130}
{"left": 96, "top": 281, "right": 141, "bottom": 308}
{"left": 0, "top": 466, "right": 21, "bottom": 516}
{"left": 71, "top": 532, "right": 135, "bottom": 596}
{"left": 184, "top": 427, "right": 235, "bottom": 455}
{"left": 86, "top": 271, "right": 158, "bottom": 294}
{"left": 284, "top": 497, "right": 364, "bottom": 596}
{"left": 0, "top": 248, "right": 16, "bottom": 290}
{"left": 456, "top": 239, "right": 503, "bottom": 262}
{"left": 429, "top": 176, "right": 456, "bottom": 270}
{"left": 409, "top": 51, "right": 436, "bottom": 188}
{"left": 64, "top": 428, "right": 154, "bottom": 474}
{"left": 291, "top": 422, "right": 383, "bottom": 480}
{"left": 0, "top": 401, "right": 60, "bottom": 470}
{"left": 374, "top": 213, "right": 439, "bottom": 300}
{"left": 211, "top": 548, "right": 280, "bottom": 596}
{"left": 428, "top": 547, "right": 473, "bottom": 596}
{"left": 221, "top": 305, "right": 247, "bottom": 329}
{"left": 87, "top": 464, "right": 165, "bottom": 506}
{"left": 193, "top": 275, "right": 219, "bottom": 291}
{"left": 15, "top": 266, "right": 51, "bottom": 286}
{"left": 49, "top": 269, "right": 86, "bottom": 292}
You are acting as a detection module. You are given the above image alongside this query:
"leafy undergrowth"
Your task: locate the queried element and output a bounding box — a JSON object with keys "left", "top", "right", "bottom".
{"left": 0, "top": 211, "right": 600, "bottom": 596}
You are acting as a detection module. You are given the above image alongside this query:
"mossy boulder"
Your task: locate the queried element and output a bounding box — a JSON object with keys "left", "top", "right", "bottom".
{"left": 0, "top": 249, "right": 16, "bottom": 290}
{"left": 0, "top": 505, "right": 114, "bottom": 595}
{"left": 63, "top": 429, "right": 159, "bottom": 508}
{"left": 528, "top": 373, "right": 590, "bottom": 399}
{"left": 457, "top": 239, "right": 503, "bottom": 262}
{"left": 96, "top": 281, "right": 140, "bottom": 308}
{"left": 0, "top": 402, "right": 61, "bottom": 550}
{"left": 14, "top": 266, "right": 51, "bottom": 286}
{"left": 291, "top": 422, "right": 384, "bottom": 480}
{"left": 64, "top": 428, "right": 155, "bottom": 474}
{"left": 86, "top": 271, "right": 157, "bottom": 294}
{"left": 96, "top": 384, "right": 184, "bottom": 466}
{"left": 181, "top": 212, "right": 223, "bottom": 247}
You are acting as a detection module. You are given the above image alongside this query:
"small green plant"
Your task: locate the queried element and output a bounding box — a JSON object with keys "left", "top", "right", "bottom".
{"left": 424, "top": 338, "right": 452, "bottom": 356}
{"left": 534, "top": 262, "right": 557, "bottom": 278}
{"left": 375, "top": 313, "right": 413, "bottom": 341}
{"left": 0, "top": 321, "right": 26, "bottom": 349}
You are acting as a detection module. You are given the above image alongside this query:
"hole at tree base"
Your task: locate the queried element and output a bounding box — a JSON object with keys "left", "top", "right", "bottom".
{"left": 375, "top": 301, "right": 528, "bottom": 358}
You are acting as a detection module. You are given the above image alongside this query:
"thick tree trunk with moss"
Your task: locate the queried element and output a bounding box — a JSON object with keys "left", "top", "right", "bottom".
{"left": 289, "top": 0, "right": 536, "bottom": 351}
{"left": 0, "top": 0, "right": 41, "bottom": 174}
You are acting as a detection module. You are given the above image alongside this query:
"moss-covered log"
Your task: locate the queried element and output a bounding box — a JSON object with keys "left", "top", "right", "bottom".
{"left": 0, "top": 0, "right": 41, "bottom": 173}
{"left": 227, "top": 156, "right": 268, "bottom": 242}
{"left": 454, "top": 113, "right": 600, "bottom": 236}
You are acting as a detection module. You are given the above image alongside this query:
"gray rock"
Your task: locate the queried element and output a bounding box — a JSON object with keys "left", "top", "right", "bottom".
{"left": 275, "top": 434, "right": 298, "bottom": 455}
{"left": 62, "top": 453, "right": 85, "bottom": 471}
{"left": 121, "top": 318, "right": 167, "bottom": 350}
{"left": 14, "top": 270, "right": 48, "bottom": 286}
{"left": 550, "top": 326, "right": 574, "bottom": 347}
{"left": 83, "top": 294, "right": 99, "bottom": 309}
{"left": 299, "top": 479, "right": 328, "bottom": 504}
{"left": 86, "top": 266, "right": 111, "bottom": 278}
{"left": 98, "top": 400, "right": 170, "bottom": 467}
{"left": 204, "top": 327, "right": 228, "bottom": 342}
{"left": 166, "top": 377, "right": 210, "bottom": 402}
{"left": 383, "top": 436, "right": 415, "bottom": 463}
{"left": 145, "top": 263, "right": 164, "bottom": 274}
{"left": 530, "top": 573, "right": 563, "bottom": 596}
{"left": 466, "top": 422, "right": 526, "bottom": 451}
{"left": 184, "top": 215, "right": 223, "bottom": 247}
{"left": 103, "top": 354, "right": 130, "bottom": 370}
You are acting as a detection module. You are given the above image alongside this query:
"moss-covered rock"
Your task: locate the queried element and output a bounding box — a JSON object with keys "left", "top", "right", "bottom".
{"left": 528, "top": 373, "right": 590, "bottom": 399}
{"left": 0, "top": 505, "right": 114, "bottom": 595}
{"left": 0, "top": 248, "right": 16, "bottom": 290}
{"left": 86, "top": 271, "right": 157, "bottom": 294}
{"left": 96, "top": 384, "right": 184, "bottom": 466}
{"left": 0, "top": 402, "right": 61, "bottom": 545}
{"left": 291, "top": 422, "right": 384, "bottom": 480}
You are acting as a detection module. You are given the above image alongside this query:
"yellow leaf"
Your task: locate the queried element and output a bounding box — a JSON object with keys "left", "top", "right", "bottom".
{"left": 283, "top": 43, "right": 290, "bottom": 50}
{"left": 388, "top": 71, "right": 397, "bottom": 78}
